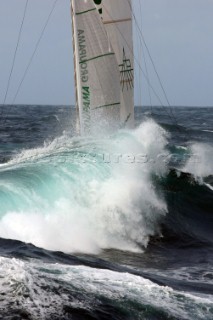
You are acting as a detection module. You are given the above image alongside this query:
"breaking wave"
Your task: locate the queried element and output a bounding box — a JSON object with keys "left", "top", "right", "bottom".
{"left": 0, "top": 120, "right": 168, "bottom": 254}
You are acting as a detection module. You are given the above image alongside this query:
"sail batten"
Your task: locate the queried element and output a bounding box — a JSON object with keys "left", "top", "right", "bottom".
{"left": 79, "top": 52, "right": 115, "bottom": 64}
{"left": 93, "top": 102, "right": 120, "bottom": 110}
{"left": 75, "top": 8, "right": 96, "bottom": 15}
{"left": 103, "top": 18, "right": 132, "bottom": 25}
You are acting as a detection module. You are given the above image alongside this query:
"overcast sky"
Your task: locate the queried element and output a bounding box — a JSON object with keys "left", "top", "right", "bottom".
{"left": 0, "top": 0, "right": 213, "bottom": 106}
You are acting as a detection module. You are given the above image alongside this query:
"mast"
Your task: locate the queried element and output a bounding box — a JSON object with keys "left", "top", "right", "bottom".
{"left": 70, "top": 0, "right": 80, "bottom": 133}
{"left": 71, "top": 0, "right": 84, "bottom": 134}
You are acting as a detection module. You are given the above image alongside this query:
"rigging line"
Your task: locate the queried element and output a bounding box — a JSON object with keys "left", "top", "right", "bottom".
{"left": 131, "top": 0, "right": 190, "bottom": 140}
{"left": 138, "top": 0, "right": 153, "bottom": 111}
{"left": 126, "top": 0, "right": 178, "bottom": 122}
{"left": 101, "top": 2, "right": 171, "bottom": 110}
{"left": 142, "top": 48, "right": 153, "bottom": 110}
{"left": 101, "top": 3, "right": 168, "bottom": 109}
{"left": 1, "top": 0, "right": 59, "bottom": 128}
{"left": 116, "top": 0, "right": 181, "bottom": 133}
{"left": 0, "top": 0, "right": 29, "bottom": 112}
{"left": 135, "top": 21, "right": 142, "bottom": 107}
{"left": 126, "top": 0, "right": 180, "bottom": 128}
{"left": 127, "top": 0, "right": 170, "bottom": 105}
{"left": 11, "top": 0, "right": 59, "bottom": 105}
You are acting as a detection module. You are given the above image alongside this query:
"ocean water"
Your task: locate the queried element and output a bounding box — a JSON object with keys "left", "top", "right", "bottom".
{"left": 0, "top": 105, "right": 212, "bottom": 320}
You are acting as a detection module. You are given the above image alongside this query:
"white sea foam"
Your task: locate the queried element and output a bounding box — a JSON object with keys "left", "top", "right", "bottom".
{"left": 202, "top": 130, "right": 213, "bottom": 133}
{"left": 205, "top": 183, "right": 213, "bottom": 191}
{"left": 182, "top": 143, "right": 213, "bottom": 178}
{"left": 0, "top": 257, "right": 212, "bottom": 320}
{"left": 0, "top": 120, "right": 168, "bottom": 254}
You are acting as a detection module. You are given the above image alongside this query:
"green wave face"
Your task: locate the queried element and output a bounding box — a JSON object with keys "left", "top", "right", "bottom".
{"left": 0, "top": 120, "right": 169, "bottom": 254}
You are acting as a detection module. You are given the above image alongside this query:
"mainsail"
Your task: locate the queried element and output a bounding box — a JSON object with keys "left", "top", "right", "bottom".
{"left": 71, "top": 0, "right": 134, "bottom": 135}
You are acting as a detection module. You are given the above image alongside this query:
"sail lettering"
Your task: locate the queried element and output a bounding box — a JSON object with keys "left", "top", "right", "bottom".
{"left": 78, "top": 29, "right": 89, "bottom": 83}
{"left": 78, "top": 29, "right": 90, "bottom": 130}
{"left": 82, "top": 86, "right": 90, "bottom": 112}
{"left": 82, "top": 86, "right": 90, "bottom": 131}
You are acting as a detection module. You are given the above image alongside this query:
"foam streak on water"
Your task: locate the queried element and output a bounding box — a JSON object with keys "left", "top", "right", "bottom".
{"left": 1, "top": 256, "right": 212, "bottom": 320}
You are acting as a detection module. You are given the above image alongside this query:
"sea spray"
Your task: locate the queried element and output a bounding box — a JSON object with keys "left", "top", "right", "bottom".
{"left": 0, "top": 120, "right": 168, "bottom": 254}
{"left": 183, "top": 142, "right": 213, "bottom": 178}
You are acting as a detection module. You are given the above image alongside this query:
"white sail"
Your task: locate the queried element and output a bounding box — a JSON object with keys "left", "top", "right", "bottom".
{"left": 71, "top": 0, "right": 121, "bottom": 135}
{"left": 94, "top": 0, "right": 134, "bottom": 128}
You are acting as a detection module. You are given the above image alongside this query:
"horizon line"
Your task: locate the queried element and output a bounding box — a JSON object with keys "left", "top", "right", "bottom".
{"left": 0, "top": 104, "right": 213, "bottom": 108}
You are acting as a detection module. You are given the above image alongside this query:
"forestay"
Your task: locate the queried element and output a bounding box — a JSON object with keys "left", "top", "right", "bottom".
{"left": 71, "top": 0, "right": 121, "bottom": 135}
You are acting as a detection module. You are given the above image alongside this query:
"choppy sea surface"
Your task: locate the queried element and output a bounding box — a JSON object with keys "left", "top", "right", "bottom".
{"left": 0, "top": 105, "right": 212, "bottom": 320}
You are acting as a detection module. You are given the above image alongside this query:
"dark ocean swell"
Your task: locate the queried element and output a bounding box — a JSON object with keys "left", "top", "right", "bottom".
{"left": 159, "top": 170, "right": 213, "bottom": 246}
{"left": 0, "top": 106, "right": 212, "bottom": 320}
